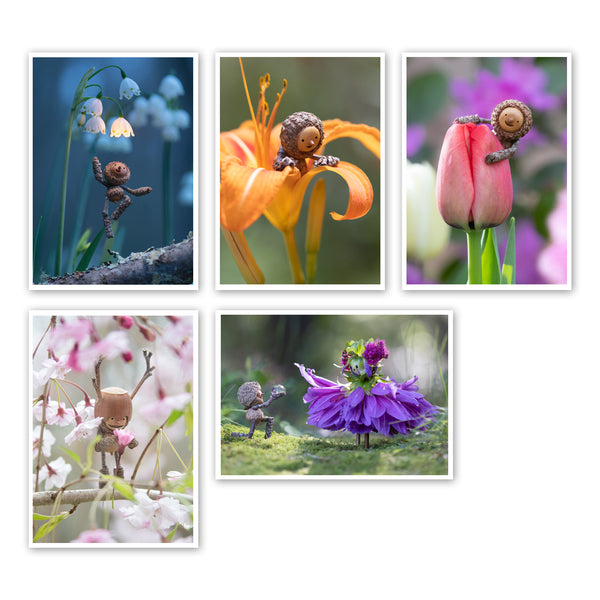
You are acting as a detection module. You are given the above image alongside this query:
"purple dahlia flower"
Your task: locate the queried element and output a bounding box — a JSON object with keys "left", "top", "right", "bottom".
{"left": 295, "top": 364, "right": 436, "bottom": 437}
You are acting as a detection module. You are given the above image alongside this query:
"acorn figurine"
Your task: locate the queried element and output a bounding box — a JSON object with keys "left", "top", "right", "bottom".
{"left": 92, "top": 156, "right": 152, "bottom": 238}
{"left": 454, "top": 99, "right": 533, "bottom": 164}
{"left": 94, "top": 387, "right": 138, "bottom": 485}
{"left": 231, "top": 381, "right": 286, "bottom": 439}
{"left": 273, "top": 111, "right": 339, "bottom": 175}
{"left": 91, "top": 351, "right": 154, "bottom": 487}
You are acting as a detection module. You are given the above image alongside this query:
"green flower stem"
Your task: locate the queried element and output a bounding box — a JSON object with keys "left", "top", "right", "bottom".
{"left": 162, "top": 141, "right": 173, "bottom": 245}
{"left": 282, "top": 229, "right": 306, "bottom": 284}
{"left": 466, "top": 229, "right": 483, "bottom": 284}
{"left": 55, "top": 109, "right": 76, "bottom": 276}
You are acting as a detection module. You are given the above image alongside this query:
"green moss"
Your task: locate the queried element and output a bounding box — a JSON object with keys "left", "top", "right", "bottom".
{"left": 220, "top": 411, "right": 449, "bottom": 476}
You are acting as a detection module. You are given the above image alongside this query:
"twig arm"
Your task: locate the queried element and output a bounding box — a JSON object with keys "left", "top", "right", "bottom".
{"left": 130, "top": 350, "right": 154, "bottom": 400}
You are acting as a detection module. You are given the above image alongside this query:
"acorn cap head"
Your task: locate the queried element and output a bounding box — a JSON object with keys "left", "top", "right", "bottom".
{"left": 280, "top": 111, "right": 325, "bottom": 159}
{"left": 94, "top": 386, "right": 132, "bottom": 420}
{"left": 491, "top": 99, "right": 533, "bottom": 143}
{"left": 104, "top": 161, "right": 131, "bottom": 186}
{"left": 237, "top": 381, "right": 262, "bottom": 409}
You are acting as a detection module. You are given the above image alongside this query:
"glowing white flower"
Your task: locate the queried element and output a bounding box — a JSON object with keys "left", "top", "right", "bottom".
{"left": 158, "top": 74, "right": 184, "bottom": 99}
{"left": 110, "top": 117, "right": 135, "bottom": 138}
{"left": 119, "top": 77, "right": 141, "bottom": 100}
{"left": 83, "top": 115, "right": 106, "bottom": 135}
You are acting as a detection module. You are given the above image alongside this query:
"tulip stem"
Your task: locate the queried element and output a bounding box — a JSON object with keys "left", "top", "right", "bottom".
{"left": 466, "top": 230, "right": 483, "bottom": 284}
{"left": 282, "top": 229, "right": 306, "bottom": 284}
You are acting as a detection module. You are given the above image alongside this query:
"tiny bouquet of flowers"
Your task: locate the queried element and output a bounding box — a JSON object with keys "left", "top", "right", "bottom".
{"left": 296, "top": 338, "right": 437, "bottom": 448}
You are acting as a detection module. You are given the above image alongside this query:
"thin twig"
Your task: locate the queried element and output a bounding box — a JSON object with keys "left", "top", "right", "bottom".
{"left": 130, "top": 350, "right": 154, "bottom": 400}
{"left": 130, "top": 416, "right": 169, "bottom": 482}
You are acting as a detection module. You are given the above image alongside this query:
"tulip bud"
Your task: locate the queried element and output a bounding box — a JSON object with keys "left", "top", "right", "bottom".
{"left": 436, "top": 122, "right": 513, "bottom": 231}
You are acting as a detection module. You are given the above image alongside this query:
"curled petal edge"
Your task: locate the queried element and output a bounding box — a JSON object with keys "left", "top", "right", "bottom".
{"left": 293, "top": 161, "right": 373, "bottom": 222}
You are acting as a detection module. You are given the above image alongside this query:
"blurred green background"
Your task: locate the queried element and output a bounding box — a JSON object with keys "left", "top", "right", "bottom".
{"left": 405, "top": 56, "right": 568, "bottom": 285}
{"left": 220, "top": 56, "right": 381, "bottom": 284}
{"left": 220, "top": 313, "right": 449, "bottom": 439}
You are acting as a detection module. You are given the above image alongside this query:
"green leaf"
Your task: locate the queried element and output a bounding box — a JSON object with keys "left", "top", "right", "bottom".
{"left": 112, "top": 479, "right": 136, "bottom": 501}
{"left": 165, "top": 409, "right": 183, "bottom": 428}
{"left": 481, "top": 228, "right": 501, "bottom": 284}
{"left": 33, "top": 511, "right": 70, "bottom": 542}
{"left": 85, "top": 435, "right": 101, "bottom": 472}
{"left": 71, "top": 67, "right": 96, "bottom": 111}
{"left": 32, "top": 513, "right": 53, "bottom": 521}
{"left": 75, "top": 228, "right": 104, "bottom": 272}
{"left": 61, "top": 446, "right": 82, "bottom": 468}
{"left": 501, "top": 218, "right": 517, "bottom": 284}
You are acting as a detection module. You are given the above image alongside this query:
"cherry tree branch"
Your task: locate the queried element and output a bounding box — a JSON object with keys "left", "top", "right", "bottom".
{"left": 33, "top": 487, "right": 192, "bottom": 507}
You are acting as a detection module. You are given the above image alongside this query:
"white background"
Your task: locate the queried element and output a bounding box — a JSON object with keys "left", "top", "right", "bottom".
{"left": 8, "top": 1, "right": 597, "bottom": 598}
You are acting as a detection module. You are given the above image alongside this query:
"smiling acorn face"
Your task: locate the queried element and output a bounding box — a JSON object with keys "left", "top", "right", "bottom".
{"left": 94, "top": 386, "right": 132, "bottom": 428}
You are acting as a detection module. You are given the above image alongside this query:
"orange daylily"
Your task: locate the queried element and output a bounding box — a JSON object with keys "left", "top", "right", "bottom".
{"left": 220, "top": 61, "right": 380, "bottom": 284}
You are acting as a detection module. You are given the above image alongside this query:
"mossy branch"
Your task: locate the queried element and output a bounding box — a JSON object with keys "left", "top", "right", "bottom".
{"left": 42, "top": 237, "right": 193, "bottom": 285}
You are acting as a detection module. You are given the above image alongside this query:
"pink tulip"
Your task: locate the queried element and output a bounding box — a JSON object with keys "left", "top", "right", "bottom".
{"left": 436, "top": 122, "right": 513, "bottom": 231}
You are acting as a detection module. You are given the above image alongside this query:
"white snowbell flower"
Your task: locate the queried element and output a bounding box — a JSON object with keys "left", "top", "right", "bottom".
{"left": 83, "top": 115, "right": 106, "bottom": 135}
{"left": 119, "top": 77, "right": 141, "bottom": 100}
{"left": 110, "top": 117, "right": 135, "bottom": 138}
{"left": 171, "top": 109, "right": 190, "bottom": 129}
{"left": 158, "top": 74, "right": 184, "bottom": 99}
{"left": 81, "top": 98, "right": 103, "bottom": 117}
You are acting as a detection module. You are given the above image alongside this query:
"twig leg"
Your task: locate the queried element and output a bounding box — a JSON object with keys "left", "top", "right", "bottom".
{"left": 102, "top": 198, "right": 114, "bottom": 238}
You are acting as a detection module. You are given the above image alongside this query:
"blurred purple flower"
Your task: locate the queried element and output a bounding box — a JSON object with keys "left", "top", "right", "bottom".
{"left": 513, "top": 219, "right": 546, "bottom": 284}
{"left": 538, "top": 189, "right": 568, "bottom": 284}
{"left": 450, "top": 57, "right": 561, "bottom": 150}
{"left": 451, "top": 57, "right": 560, "bottom": 116}
{"left": 406, "top": 124, "right": 426, "bottom": 157}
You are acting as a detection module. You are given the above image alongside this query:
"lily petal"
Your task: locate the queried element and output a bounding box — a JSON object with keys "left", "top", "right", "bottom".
{"left": 294, "top": 161, "right": 373, "bottom": 222}
{"left": 322, "top": 120, "right": 381, "bottom": 159}
{"left": 220, "top": 154, "right": 299, "bottom": 231}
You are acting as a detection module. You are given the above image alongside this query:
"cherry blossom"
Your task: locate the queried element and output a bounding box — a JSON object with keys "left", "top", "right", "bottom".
{"left": 64, "top": 417, "right": 103, "bottom": 445}
{"left": 119, "top": 491, "right": 191, "bottom": 536}
{"left": 33, "top": 425, "right": 55, "bottom": 458}
{"left": 71, "top": 528, "right": 116, "bottom": 543}
{"left": 38, "top": 456, "right": 72, "bottom": 490}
